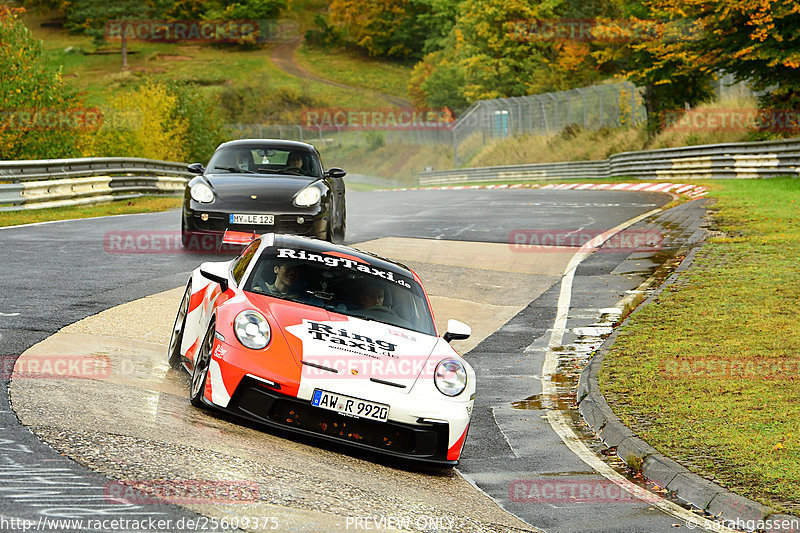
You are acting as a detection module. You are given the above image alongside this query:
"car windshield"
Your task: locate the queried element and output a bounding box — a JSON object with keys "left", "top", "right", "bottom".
{"left": 243, "top": 247, "right": 437, "bottom": 336}
{"left": 208, "top": 145, "right": 321, "bottom": 178}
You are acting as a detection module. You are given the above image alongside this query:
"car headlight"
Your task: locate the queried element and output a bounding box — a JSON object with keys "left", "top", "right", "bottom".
{"left": 434, "top": 358, "right": 467, "bottom": 397}
{"left": 234, "top": 310, "right": 271, "bottom": 350}
{"left": 190, "top": 182, "right": 214, "bottom": 203}
{"left": 294, "top": 186, "right": 321, "bottom": 207}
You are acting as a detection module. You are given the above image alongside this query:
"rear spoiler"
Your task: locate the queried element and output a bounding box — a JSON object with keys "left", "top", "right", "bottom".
{"left": 221, "top": 229, "right": 259, "bottom": 246}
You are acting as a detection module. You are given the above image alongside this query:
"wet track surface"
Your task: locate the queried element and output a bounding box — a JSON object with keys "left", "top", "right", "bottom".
{"left": 0, "top": 188, "right": 709, "bottom": 532}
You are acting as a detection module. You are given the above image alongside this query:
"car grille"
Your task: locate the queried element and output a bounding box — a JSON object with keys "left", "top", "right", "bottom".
{"left": 228, "top": 377, "right": 450, "bottom": 462}
{"left": 191, "top": 213, "right": 317, "bottom": 234}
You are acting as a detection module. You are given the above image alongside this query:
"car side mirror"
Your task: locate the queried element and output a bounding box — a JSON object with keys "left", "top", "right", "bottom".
{"left": 443, "top": 319, "right": 471, "bottom": 343}
{"left": 187, "top": 163, "right": 205, "bottom": 174}
{"left": 199, "top": 262, "right": 229, "bottom": 292}
{"left": 325, "top": 167, "right": 346, "bottom": 179}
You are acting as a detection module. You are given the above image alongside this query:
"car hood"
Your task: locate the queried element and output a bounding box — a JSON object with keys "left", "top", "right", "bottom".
{"left": 264, "top": 300, "right": 441, "bottom": 392}
{"left": 205, "top": 174, "right": 320, "bottom": 209}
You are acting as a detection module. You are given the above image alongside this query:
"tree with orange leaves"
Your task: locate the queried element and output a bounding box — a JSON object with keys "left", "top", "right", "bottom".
{"left": 647, "top": 0, "right": 800, "bottom": 107}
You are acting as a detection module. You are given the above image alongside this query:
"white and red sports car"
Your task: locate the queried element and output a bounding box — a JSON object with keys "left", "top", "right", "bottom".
{"left": 168, "top": 232, "right": 475, "bottom": 465}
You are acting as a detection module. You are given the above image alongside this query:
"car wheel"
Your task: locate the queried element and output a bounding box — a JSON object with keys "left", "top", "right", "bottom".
{"left": 336, "top": 217, "right": 346, "bottom": 244}
{"left": 189, "top": 319, "right": 215, "bottom": 408}
{"left": 181, "top": 219, "right": 192, "bottom": 249}
{"left": 324, "top": 216, "right": 335, "bottom": 243}
{"left": 167, "top": 282, "right": 191, "bottom": 370}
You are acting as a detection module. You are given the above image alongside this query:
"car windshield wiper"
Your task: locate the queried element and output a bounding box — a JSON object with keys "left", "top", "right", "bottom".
{"left": 344, "top": 311, "right": 379, "bottom": 323}
{"left": 272, "top": 168, "right": 306, "bottom": 176}
{"left": 307, "top": 290, "right": 335, "bottom": 301}
{"left": 212, "top": 166, "right": 256, "bottom": 174}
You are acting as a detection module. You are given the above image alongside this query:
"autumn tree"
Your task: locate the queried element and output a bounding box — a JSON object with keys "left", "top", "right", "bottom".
{"left": 592, "top": 4, "right": 716, "bottom": 136}
{"left": 646, "top": 0, "right": 800, "bottom": 109}
{"left": 0, "top": 6, "right": 88, "bottom": 159}
{"left": 409, "top": 0, "right": 617, "bottom": 109}
{"left": 330, "top": 0, "right": 454, "bottom": 59}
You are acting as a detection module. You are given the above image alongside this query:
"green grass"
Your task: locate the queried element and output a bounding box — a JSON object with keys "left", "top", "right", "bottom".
{"left": 295, "top": 44, "right": 413, "bottom": 102}
{"left": 0, "top": 196, "right": 182, "bottom": 227}
{"left": 24, "top": 14, "right": 370, "bottom": 110}
{"left": 600, "top": 177, "right": 800, "bottom": 513}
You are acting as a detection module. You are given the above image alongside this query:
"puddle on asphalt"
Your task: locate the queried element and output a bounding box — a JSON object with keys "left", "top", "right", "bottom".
{"left": 509, "top": 219, "right": 717, "bottom": 518}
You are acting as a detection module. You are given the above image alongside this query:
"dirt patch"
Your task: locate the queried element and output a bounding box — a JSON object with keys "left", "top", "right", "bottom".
{"left": 153, "top": 54, "right": 193, "bottom": 61}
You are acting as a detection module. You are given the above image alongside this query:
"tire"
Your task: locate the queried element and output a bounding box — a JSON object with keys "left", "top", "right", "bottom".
{"left": 167, "top": 282, "right": 191, "bottom": 370}
{"left": 189, "top": 319, "right": 215, "bottom": 408}
{"left": 324, "top": 215, "right": 335, "bottom": 243}
{"left": 181, "top": 219, "right": 192, "bottom": 249}
{"left": 333, "top": 213, "right": 346, "bottom": 244}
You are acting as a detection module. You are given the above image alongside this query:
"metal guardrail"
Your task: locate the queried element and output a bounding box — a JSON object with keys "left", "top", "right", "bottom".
{"left": 419, "top": 138, "right": 800, "bottom": 184}
{"left": 0, "top": 157, "right": 192, "bottom": 212}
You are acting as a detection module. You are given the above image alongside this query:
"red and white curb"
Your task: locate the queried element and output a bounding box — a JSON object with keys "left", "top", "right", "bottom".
{"left": 390, "top": 182, "right": 708, "bottom": 198}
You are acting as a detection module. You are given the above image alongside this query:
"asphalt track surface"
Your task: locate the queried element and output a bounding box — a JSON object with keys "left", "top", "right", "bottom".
{"left": 0, "top": 188, "right": 701, "bottom": 532}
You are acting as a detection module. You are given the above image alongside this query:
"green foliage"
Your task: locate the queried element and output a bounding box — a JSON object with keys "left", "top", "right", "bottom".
{"left": 203, "top": 0, "right": 287, "bottom": 21}
{"left": 0, "top": 6, "right": 87, "bottom": 159}
{"left": 87, "top": 80, "right": 188, "bottom": 160}
{"left": 593, "top": 1, "right": 716, "bottom": 136}
{"left": 410, "top": 51, "right": 468, "bottom": 111}
{"left": 651, "top": 0, "right": 800, "bottom": 111}
{"left": 217, "top": 75, "right": 323, "bottom": 124}
{"left": 329, "top": 0, "right": 433, "bottom": 59}
{"left": 413, "top": 0, "right": 459, "bottom": 55}
{"left": 167, "top": 82, "right": 229, "bottom": 163}
{"left": 304, "top": 13, "right": 343, "bottom": 48}
{"left": 365, "top": 131, "right": 385, "bottom": 149}
{"left": 408, "top": 0, "right": 616, "bottom": 109}
{"left": 62, "top": 0, "right": 151, "bottom": 45}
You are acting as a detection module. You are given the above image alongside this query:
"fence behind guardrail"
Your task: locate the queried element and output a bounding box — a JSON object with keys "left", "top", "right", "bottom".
{"left": 418, "top": 137, "right": 800, "bottom": 185}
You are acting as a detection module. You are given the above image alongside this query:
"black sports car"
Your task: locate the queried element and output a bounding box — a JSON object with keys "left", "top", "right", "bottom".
{"left": 182, "top": 139, "right": 346, "bottom": 249}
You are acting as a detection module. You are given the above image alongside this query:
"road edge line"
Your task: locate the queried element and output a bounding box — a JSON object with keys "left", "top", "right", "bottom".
{"left": 540, "top": 202, "right": 738, "bottom": 531}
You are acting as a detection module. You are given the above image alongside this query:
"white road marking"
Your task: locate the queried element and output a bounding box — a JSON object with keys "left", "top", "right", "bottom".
{"left": 539, "top": 207, "right": 736, "bottom": 532}
{"left": 0, "top": 312, "right": 20, "bottom": 317}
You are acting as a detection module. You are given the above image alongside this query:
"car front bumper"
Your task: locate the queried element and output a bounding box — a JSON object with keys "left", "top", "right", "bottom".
{"left": 216, "top": 375, "right": 458, "bottom": 465}
{"left": 183, "top": 208, "right": 329, "bottom": 242}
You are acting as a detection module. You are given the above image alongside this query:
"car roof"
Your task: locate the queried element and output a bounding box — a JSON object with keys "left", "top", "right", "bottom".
{"left": 216, "top": 139, "right": 318, "bottom": 152}
{"left": 268, "top": 234, "right": 416, "bottom": 280}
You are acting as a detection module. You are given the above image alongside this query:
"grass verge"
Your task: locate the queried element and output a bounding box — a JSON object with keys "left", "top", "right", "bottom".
{"left": 600, "top": 177, "right": 800, "bottom": 512}
{"left": 295, "top": 45, "right": 412, "bottom": 102}
{"left": 23, "top": 13, "right": 369, "bottom": 111}
{"left": 0, "top": 196, "right": 181, "bottom": 228}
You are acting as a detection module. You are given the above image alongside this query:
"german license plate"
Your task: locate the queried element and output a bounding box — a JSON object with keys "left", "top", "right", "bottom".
{"left": 311, "top": 389, "right": 389, "bottom": 422}
{"left": 229, "top": 214, "right": 274, "bottom": 225}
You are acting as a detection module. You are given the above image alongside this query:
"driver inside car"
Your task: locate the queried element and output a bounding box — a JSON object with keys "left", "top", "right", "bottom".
{"left": 263, "top": 262, "right": 304, "bottom": 297}
{"left": 360, "top": 284, "right": 385, "bottom": 310}
{"left": 286, "top": 151, "right": 304, "bottom": 172}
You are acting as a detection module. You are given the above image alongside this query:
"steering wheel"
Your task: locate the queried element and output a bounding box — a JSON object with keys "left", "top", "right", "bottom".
{"left": 283, "top": 167, "right": 303, "bottom": 175}
{"left": 365, "top": 305, "right": 397, "bottom": 316}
